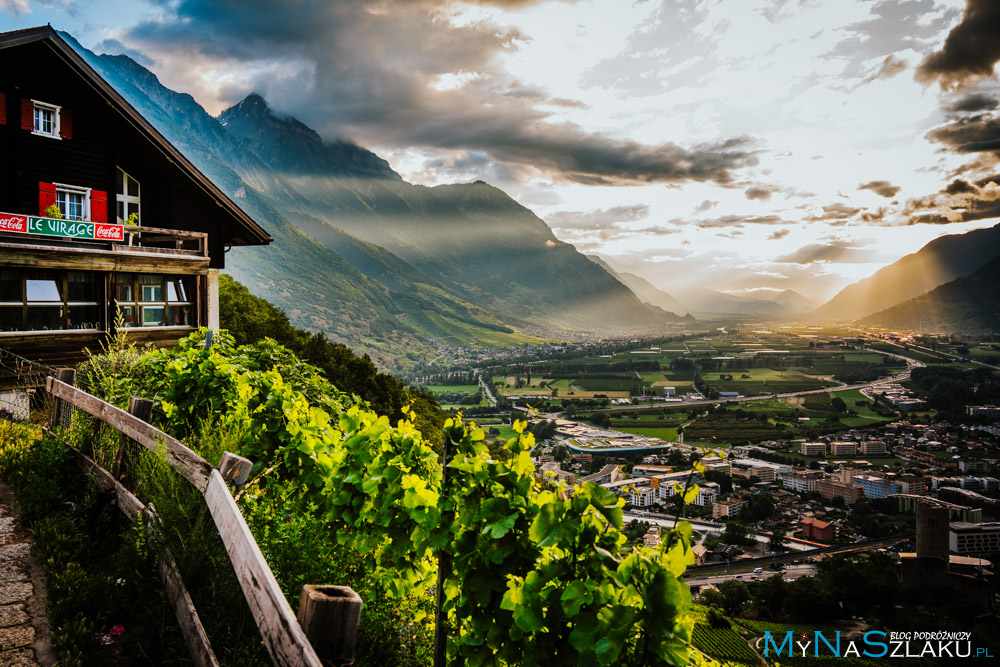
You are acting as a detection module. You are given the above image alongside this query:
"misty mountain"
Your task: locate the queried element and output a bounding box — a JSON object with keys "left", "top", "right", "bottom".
{"left": 861, "top": 256, "right": 1000, "bottom": 332}
{"left": 772, "top": 290, "right": 819, "bottom": 313}
{"left": 816, "top": 223, "right": 1000, "bottom": 321}
{"left": 216, "top": 94, "right": 681, "bottom": 331}
{"left": 587, "top": 256, "right": 691, "bottom": 316}
{"left": 67, "top": 34, "right": 678, "bottom": 369}
{"left": 672, "top": 288, "right": 793, "bottom": 316}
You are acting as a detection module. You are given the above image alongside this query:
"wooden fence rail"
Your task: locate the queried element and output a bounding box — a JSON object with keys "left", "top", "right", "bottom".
{"left": 44, "top": 375, "right": 326, "bottom": 667}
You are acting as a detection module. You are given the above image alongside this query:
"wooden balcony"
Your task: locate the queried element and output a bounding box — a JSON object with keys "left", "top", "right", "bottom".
{"left": 0, "top": 225, "right": 210, "bottom": 274}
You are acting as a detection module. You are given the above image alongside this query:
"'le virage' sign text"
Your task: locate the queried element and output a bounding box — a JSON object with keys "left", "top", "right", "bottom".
{"left": 0, "top": 212, "right": 124, "bottom": 242}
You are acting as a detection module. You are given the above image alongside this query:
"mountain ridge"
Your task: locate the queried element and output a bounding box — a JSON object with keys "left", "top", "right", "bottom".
{"left": 66, "top": 34, "right": 685, "bottom": 369}
{"left": 815, "top": 222, "right": 1000, "bottom": 321}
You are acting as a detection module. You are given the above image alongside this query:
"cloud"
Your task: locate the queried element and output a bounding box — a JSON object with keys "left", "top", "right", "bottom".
{"left": 927, "top": 111, "right": 1000, "bottom": 155}
{"left": 695, "top": 214, "right": 786, "bottom": 229}
{"left": 547, "top": 205, "right": 650, "bottom": 230}
{"left": 803, "top": 203, "right": 863, "bottom": 221}
{"left": 93, "top": 38, "right": 155, "bottom": 67}
{"left": 121, "top": 0, "right": 755, "bottom": 186}
{"left": 775, "top": 239, "right": 878, "bottom": 264}
{"left": 858, "top": 180, "right": 900, "bottom": 198}
{"left": 768, "top": 228, "right": 790, "bottom": 240}
{"left": 947, "top": 93, "right": 999, "bottom": 113}
{"left": 903, "top": 177, "right": 1000, "bottom": 224}
{"left": 0, "top": 0, "right": 29, "bottom": 14}
{"left": 862, "top": 54, "right": 908, "bottom": 83}
{"left": 695, "top": 200, "right": 718, "bottom": 212}
{"left": 916, "top": 0, "right": 1000, "bottom": 89}
{"left": 744, "top": 185, "right": 779, "bottom": 201}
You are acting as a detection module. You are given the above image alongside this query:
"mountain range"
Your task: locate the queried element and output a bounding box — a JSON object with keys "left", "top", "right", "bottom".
{"left": 860, "top": 256, "right": 1000, "bottom": 332}
{"left": 815, "top": 222, "right": 1000, "bottom": 322}
{"left": 65, "top": 35, "right": 687, "bottom": 370}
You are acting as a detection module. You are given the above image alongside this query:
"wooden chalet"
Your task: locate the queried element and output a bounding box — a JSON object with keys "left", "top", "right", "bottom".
{"left": 0, "top": 26, "right": 271, "bottom": 368}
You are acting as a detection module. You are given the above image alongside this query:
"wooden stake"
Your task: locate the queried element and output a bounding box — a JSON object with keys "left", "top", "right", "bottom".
{"left": 48, "top": 368, "right": 75, "bottom": 430}
{"left": 113, "top": 396, "right": 153, "bottom": 484}
{"left": 218, "top": 451, "right": 253, "bottom": 491}
{"left": 297, "top": 585, "right": 363, "bottom": 665}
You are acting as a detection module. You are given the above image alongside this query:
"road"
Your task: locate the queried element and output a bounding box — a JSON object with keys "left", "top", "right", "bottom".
{"left": 686, "top": 563, "right": 817, "bottom": 588}
{"left": 476, "top": 372, "right": 498, "bottom": 407}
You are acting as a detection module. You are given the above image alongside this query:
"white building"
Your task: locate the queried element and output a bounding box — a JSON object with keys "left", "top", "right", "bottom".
{"left": 628, "top": 486, "right": 657, "bottom": 508}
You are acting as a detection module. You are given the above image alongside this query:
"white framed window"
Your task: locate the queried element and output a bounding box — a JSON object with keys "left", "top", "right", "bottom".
{"left": 54, "top": 184, "right": 90, "bottom": 221}
{"left": 114, "top": 273, "right": 194, "bottom": 328}
{"left": 116, "top": 167, "right": 141, "bottom": 225}
{"left": 31, "top": 100, "right": 61, "bottom": 139}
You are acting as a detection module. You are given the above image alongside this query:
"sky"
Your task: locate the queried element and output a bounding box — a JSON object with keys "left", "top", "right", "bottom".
{"left": 3, "top": 0, "right": 1000, "bottom": 305}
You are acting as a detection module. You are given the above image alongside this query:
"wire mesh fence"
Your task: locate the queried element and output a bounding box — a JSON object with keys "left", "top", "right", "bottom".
{"left": 0, "top": 346, "right": 58, "bottom": 423}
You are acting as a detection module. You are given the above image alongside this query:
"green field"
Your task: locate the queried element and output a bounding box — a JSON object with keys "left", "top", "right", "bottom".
{"left": 615, "top": 426, "right": 679, "bottom": 440}
{"left": 573, "top": 377, "right": 638, "bottom": 391}
{"left": 426, "top": 384, "right": 479, "bottom": 394}
{"left": 691, "top": 623, "right": 759, "bottom": 665}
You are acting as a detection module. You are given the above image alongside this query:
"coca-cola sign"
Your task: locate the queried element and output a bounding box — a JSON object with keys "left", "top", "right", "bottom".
{"left": 0, "top": 210, "right": 123, "bottom": 241}
{"left": 0, "top": 213, "right": 27, "bottom": 233}
{"left": 95, "top": 223, "right": 125, "bottom": 242}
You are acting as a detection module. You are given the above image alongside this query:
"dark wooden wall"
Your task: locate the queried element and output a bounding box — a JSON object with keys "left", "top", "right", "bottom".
{"left": 0, "top": 41, "right": 231, "bottom": 269}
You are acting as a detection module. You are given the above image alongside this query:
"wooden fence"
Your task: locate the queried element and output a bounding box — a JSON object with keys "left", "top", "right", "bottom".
{"left": 44, "top": 373, "right": 351, "bottom": 667}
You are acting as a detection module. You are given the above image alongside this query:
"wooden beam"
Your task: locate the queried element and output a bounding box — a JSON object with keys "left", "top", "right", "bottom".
{"left": 46, "top": 377, "right": 212, "bottom": 492}
{"left": 203, "top": 470, "right": 323, "bottom": 667}
{"left": 48, "top": 431, "right": 221, "bottom": 666}
{"left": 146, "top": 506, "right": 221, "bottom": 667}
{"left": 0, "top": 242, "right": 210, "bottom": 273}
{"left": 55, "top": 435, "right": 145, "bottom": 521}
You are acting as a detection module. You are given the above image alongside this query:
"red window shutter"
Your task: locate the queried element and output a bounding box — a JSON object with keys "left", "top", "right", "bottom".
{"left": 21, "top": 99, "right": 33, "bottom": 131}
{"left": 0, "top": 93, "right": 6, "bottom": 125}
{"left": 59, "top": 108, "right": 72, "bottom": 139}
{"left": 39, "top": 182, "right": 57, "bottom": 215}
{"left": 90, "top": 190, "right": 107, "bottom": 223}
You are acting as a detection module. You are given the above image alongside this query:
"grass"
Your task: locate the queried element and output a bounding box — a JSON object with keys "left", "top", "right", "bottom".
{"left": 616, "top": 427, "right": 678, "bottom": 440}
{"left": 426, "top": 384, "right": 479, "bottom": 394}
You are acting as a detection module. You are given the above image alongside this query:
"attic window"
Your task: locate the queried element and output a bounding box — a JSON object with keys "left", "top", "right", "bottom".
{"left": 32, "top": 100, "right": 60, "bottom": 139}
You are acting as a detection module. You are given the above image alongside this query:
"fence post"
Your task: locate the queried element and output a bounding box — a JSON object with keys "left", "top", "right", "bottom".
{"left": 48, "top": 368, "right": 75, "bottom": 430}
{"left": 297, "top": 585, "right": 362, "bottom": 666}
{"left": 113, "top": 397, "right": 154, "bottom": 484}
{"left": 218, "top": 451, "right": 253, "bottom": 492}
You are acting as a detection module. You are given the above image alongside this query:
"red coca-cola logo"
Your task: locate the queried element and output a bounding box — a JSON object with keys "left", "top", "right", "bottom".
{"left": 94, "top": 223, "right": 124, "bottom": 241}
{"left": 0, "top": 214, "right": 27, "bottom": 233}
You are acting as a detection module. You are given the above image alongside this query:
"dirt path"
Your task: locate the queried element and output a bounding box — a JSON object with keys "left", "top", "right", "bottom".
{"left": 0, "top": 482, "right": 54, "bottom": 666}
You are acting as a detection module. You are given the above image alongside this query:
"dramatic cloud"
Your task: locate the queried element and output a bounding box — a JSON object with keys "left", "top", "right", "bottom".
{"left": 927, "top": 112, "right": 1000, "bottom": 155}
{"left": 916, "top": 0, "right": 1000, "bottom": 89}
{"left": 904, "top": 177, "right": 1000, "bottom": 224}
{"left": 858, "top": 180, "right": 901, "bottom": 198}
{"left": 947, "top": 93, "right": 999, "bottom": 113}
{"left": 119, "top": 0, "right": 755, "bottom": 186}
{"left": 776, "top": 239, "right": 878, "bottom": 264}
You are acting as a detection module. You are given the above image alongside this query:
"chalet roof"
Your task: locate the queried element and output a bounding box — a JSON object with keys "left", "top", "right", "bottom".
{"left": 0, "top": 25, "right": 271, "bottom": 247}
